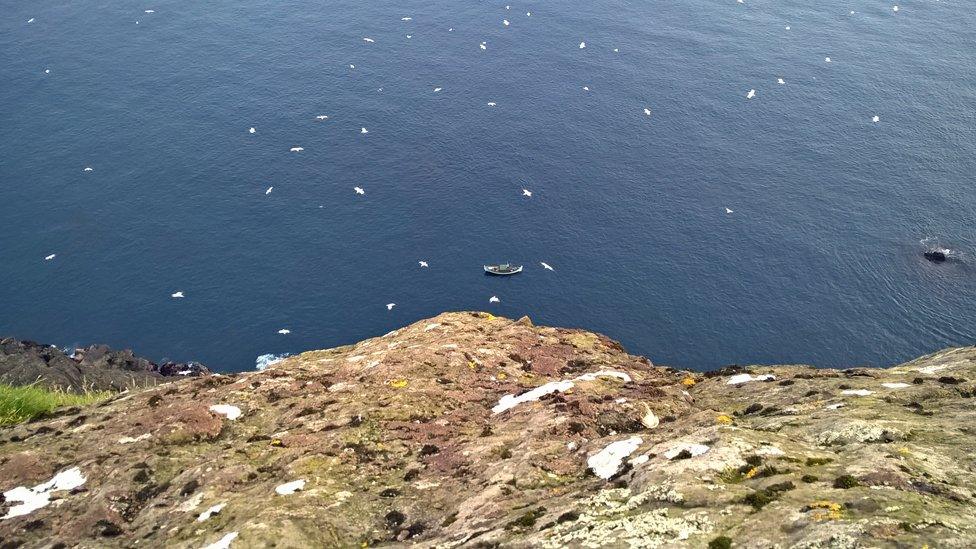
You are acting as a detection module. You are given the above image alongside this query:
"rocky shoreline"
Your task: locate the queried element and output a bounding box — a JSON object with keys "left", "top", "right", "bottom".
{"left": 0, "top": 338, "right": 210, "bottom": 393}
{"left": 1, "top": 312, "right": 974, "bottom": 547}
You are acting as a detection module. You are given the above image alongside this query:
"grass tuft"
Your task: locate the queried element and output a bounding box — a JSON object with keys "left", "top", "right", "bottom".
{"left": 0, "top": 383, "right": 112, "bottom": 426}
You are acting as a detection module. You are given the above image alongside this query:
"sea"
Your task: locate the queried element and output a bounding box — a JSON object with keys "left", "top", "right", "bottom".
{"left": 1, "top": 0, "right": 974, "bottom": 372}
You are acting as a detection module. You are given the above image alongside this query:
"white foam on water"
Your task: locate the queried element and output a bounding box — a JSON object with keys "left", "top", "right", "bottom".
{"left": 255, "top": 353, "right": 289, "bottom": 371}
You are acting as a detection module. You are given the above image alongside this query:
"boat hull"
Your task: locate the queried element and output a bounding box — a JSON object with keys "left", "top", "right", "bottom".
{"left": 484, "top": 265, "right": 523, "bottom": 275}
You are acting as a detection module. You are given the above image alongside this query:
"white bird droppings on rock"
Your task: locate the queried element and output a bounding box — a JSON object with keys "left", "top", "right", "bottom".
{"left": 587, "top": 436, "right": 642, "bottom": 479}
{"left": 2, "top": 466, "right": 86, "bottom": 520}
{"left": 201, "top": 532, "right": 238, "bottom": 549}
{"left": 197, "top": 503, "right": 226, "bottom": 522}
{"left": 882, "top": 382, "right": 910, "bottom": 389}
{"left": 118, "top": 433, "right": 152, "bottom": 444}
{"left": 209, "top": 404, "right": 242, "bottom": 420}
{"left": 754, "top": 445, "right": 785, "bottom": 456}
{"left": 663, "top": 443, "right": 710, "bottom": 460}
{"left": 841, "top": 389, "right": 874, "bottom": 396}
{"left": 727, "top": 373, "right": 775, "bottom": 385}
{"left": 493, "top": 371, "right": 631, "bottom": 414}
{"left": 492, "top": 380, "right": 575, "bottom": 414}
{"left": 275, "top": 479, "right": 306, "bottom": 495}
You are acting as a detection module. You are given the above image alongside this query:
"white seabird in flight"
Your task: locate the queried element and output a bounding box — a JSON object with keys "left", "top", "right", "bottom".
{"left": 489, "top": 296, "right": 500, "bottom": 303}
{"left": 360, "top": 127, "right": 369, "bottom": 134}
{"left": 278, "top": 329, "right": 291, "bottom": 335}
{"left": 746, "top": 89, "right": 756, "bottom": 99}
{"left": 83, "top": 167, "right": 93, "bottom": 172}
{"left": 44, "top": 254, "right": 56, "bottom": 261}
{"left": 541, "top": 262, "right": 554, "bottom": 271}
{"left": 725, "top": 207, "right": 734, "bottom": 214}
{"left": 171, "top": 291, "right": 184, "bottom": 298}
{"left": 354, "top": 186, "right": 365, "bottom": 195}
{"left": 386, "top": 303, "right": 396, "bottom": 310}
{"left": 290, "top": 146, "right": 304, "bottom": 152}
{"left": 249, "top": 127, "right": 255, "bottom": 134}
{"left": 643, "top": 108, "right": 652, "bottom": 116}
{"left": 579, "top": 41, "right": 586, "bottom": 49}
{"left": 265, "top": 186, "right": 273, "bottom": 195}
{"left": 315, "top": 115, "right": 329, "bottom": 120}
{"left": 419, "top": 261, "right": 429, "bottom": 268}
{"left": 522, "top": 189, "right": 532, "bottom": 197}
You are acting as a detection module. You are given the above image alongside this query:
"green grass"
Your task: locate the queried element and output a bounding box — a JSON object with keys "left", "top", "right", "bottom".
{"left": 0, "top": 383, "right": 112, "bottom": 426}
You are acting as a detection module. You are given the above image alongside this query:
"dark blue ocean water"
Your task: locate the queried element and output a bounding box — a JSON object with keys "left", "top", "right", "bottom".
{"left": 1, "top": 1, "right": 974, "bottom": 371}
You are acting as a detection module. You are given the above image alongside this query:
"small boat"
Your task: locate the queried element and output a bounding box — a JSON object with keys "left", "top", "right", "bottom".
{"left": 484, "top": 263, "right": 523, "bottom": 275}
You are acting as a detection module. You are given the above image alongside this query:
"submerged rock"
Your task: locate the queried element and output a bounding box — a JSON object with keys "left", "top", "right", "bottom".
{"left": 924, "top": 250, "right": 947, "bottom": 262}
{"left": 1, "top": 313, "right": 975, "bottom": 547}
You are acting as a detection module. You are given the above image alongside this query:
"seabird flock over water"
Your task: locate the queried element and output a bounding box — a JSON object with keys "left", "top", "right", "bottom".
{"left": 28, "top": 2, "right": 905, "bottom": 335}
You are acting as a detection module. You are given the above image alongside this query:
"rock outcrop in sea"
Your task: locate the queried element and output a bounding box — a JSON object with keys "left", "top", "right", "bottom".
{"left": 0, "top": 338, "right": 210, "bottom": 392}
{"left": 1, "top": 312, "right": 974, "bottom": 547}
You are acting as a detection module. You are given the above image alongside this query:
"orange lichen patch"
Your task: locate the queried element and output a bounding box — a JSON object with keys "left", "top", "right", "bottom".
{"left": 806, "top": 500, "right": 844, "bottom": 521}
{"left": 716, "top": 414, "right": 734, "bottom": 425}
{"left": 681, "top": 377, "right": 697, "bottom": 387}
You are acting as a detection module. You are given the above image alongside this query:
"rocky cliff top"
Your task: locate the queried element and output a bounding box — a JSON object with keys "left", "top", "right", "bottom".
{"left": 1, "top": 312, "right": 974, "bottom": 548}
{"left": 0, "top": 338, "right": 210, "bottom": 393}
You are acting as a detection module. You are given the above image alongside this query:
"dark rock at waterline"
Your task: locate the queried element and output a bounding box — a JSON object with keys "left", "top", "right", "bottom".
{"left": 924, "top": 250, "right": 947, "bottom": 262}
{"left": 0, "top": 338, "right": 210, "bottom": 393}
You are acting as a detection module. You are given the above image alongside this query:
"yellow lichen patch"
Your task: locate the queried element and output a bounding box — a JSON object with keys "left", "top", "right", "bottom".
{"left": 270, "top": 438, "right": 283, "bottom": 447}
{"left": 806, "top": 500, "right": 844, "bottom": 521}
{"left": 681, "top": 377, "right": 697, "bottom": 387}
{"left": 566, "top": 332, "right": 600, "bottom": 350}
{"left": 484, "top": 313, "right": 496, "bottom": 320}
{"left": 897, "top": 447, "right": 911, "bottom": 457}
{"left": 716, "top": 414, "right": 734, "bottom": 425}
{"left": 497, "top": 372, "right": 508, "bottom": 380}
{"left": 389, "top": 379, "right": 408, "bottom": 388}
{"left": 744, "top": 467, "right": 759, "bottom": 479}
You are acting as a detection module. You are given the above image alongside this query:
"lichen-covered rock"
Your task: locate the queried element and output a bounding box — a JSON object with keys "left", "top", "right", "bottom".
{"left": 1, "top": 313, "right": 974, "bottom": 547}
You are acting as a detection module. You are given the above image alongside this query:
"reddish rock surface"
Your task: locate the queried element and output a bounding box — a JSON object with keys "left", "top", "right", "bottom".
{"left": 1, "top": 312, "right": 974, "bottom": 547}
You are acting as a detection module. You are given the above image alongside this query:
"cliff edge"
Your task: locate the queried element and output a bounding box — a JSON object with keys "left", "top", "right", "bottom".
{"left": 1, "top": 312, "right": 974, "bottom": 548}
